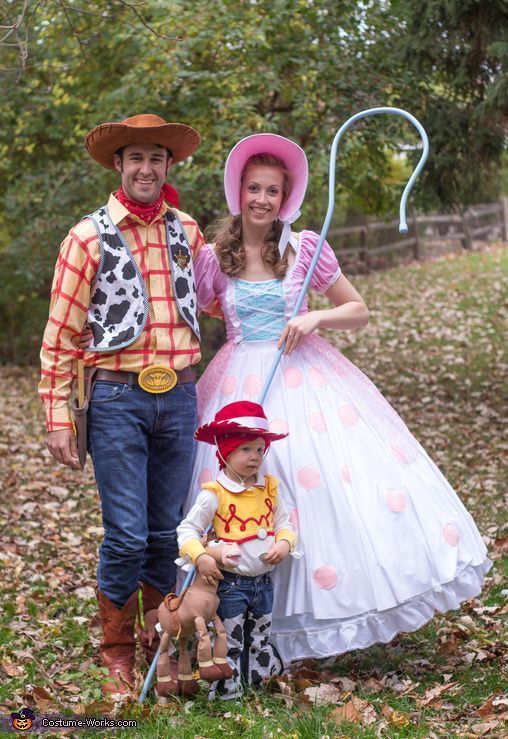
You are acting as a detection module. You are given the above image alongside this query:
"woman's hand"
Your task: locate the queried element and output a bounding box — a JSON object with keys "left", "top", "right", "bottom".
{"left": 278, "top": 312, "right": 320, "bottom": 355}
{"left": 75, "top": 323, "right": 94, "bottom": 349}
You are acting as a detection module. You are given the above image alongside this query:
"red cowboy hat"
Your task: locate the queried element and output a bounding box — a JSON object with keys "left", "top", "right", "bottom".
{"left": 195, "top": 401, "right": 288, "bottom": 444}
{"left": 85, "top": 113, "right": 200, "bottom": 170}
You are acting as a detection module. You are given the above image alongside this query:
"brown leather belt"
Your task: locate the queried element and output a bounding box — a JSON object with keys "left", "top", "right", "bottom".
{"left": 92, "top": 367, "right": 196, "bottom": 387}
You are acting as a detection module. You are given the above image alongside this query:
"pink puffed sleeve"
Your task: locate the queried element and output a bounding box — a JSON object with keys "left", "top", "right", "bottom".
{"left": 297, "top": 230, "right": 341, "bottom": 295}
{"left": 194, "top": 243, "right": 225, "bottom": 319}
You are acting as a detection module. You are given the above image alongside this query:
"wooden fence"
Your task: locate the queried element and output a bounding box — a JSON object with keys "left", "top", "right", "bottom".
{"left": 324, "top": 197, "right": 508, "bottom": 266}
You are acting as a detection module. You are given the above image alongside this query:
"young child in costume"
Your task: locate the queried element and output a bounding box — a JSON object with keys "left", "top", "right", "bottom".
{"left": 177, "top": 400, "right": 297, "bottom": 699}
{"left": 185, "top": 133, "right": 490, "bottom": 664}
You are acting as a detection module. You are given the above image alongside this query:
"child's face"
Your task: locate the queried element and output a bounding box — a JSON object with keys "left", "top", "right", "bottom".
{"left": 226, "top": 437, "right": 266, "bottom": 479}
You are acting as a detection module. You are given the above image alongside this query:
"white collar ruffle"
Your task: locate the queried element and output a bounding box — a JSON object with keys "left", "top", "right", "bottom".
{"left": 216, "top": 470, "right": 264, "bottom": 494}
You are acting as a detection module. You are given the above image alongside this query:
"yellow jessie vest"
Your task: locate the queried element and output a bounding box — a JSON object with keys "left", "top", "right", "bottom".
{"left": 203, "top": 474, "right": 278, "bottom": 544}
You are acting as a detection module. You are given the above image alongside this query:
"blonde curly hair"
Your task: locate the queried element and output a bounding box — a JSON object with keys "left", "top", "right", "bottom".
{"left": 207, "top": 153, "right": 292, "bottom": 279}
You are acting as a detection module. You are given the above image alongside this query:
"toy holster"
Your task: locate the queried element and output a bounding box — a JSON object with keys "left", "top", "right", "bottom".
{"left": 69, "top": 368, "right": 97, "bottom": 470}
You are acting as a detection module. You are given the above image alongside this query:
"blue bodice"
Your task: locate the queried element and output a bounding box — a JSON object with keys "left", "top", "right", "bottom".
{"left": 233, "top": 278, "right": 286, "bottom": 342}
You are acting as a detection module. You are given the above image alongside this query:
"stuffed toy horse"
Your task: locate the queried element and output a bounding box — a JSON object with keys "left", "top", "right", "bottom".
{"left": 155, "top": 540, "right": 239, "bottom": 697}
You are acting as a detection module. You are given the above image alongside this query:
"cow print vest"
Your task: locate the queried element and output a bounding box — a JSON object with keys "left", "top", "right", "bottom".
{"left": 85, "top": 205, "right": 200, "bottom": 351}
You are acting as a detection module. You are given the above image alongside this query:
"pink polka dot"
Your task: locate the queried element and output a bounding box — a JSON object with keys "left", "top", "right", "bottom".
{"left": 243, "top": 374, "right": 262, "bottom": 397}
{"left": 330, "top": 358, "right": 344, "bottom": 376}
{"left": 284, "top": 367, "right": 303, "bottom": 388}
{"left": 313, "top": 565, "right": 338, "bottom": 589}
{"left": 385, "top": 489, "right": 406, "bottom": 512}
{"left": 338, "top": 404, "right": 359, "bottom": 426}
{"left": 443, "top": 523, "right": 460, "bottom": 547}
{"left": 391, "top": 445, "right": 407, "bottom": 464}
{"left": 297, "top": 466, "right": 321, "bottom": 490}
{"left": 390, "top": 442, "right": 417, "bottom": 465}
{"left": 309, "top": 367, "right": 327, "bottom": 386}
{"left": 199, "top": 468, "right": 213, "bottom": 485}
{"left": 289, "top": 508, "right": 299, "bottom": 533}
{"left": 309, "top": 411, "right": 327, "bottom": 433}
{"left": 269, "top": 418, "right": 289, "bottom": 435}
{"left": 341, "top": 464, "right": 351, "bottom": 484}
{"left": 222, "top": 376, "right": 237, "bottom": 396}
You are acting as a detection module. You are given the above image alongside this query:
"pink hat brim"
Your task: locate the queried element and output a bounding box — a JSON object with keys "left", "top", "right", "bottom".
{"left": 224, "top": 134, "right": 308, "bottom": 222}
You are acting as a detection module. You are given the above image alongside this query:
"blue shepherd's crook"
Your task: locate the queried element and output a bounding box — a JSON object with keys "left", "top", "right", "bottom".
{"left": 138, "top": 106, "right": 429, "bottom": 704}
{"left": 260, "top": 106, "right": 429, "bottom": 404}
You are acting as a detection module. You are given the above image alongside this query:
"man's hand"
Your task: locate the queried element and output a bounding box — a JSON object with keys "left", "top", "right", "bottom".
{"left": 262, "top": 540, "right": 291, "bottom": 565}
{"left": 46, "top": 428, "right": 81, "bottom": 470}
{"left": 195, "top": 553, "right": 224, "bottom": 586}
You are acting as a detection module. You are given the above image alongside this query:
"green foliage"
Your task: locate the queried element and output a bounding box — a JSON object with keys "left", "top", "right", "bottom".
{"left": 0, "top": 0, "right": 506, "bottom": 361}
{"left": 389, "top": 0, "right": 508, "bottom": 209}
{"left": 0, "top": 250, "right": 48, "bottom": 364}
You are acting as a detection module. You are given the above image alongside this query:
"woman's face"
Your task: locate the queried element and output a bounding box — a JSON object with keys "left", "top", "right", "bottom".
{"left": 240, "top": 165, "right": 285, "bottom": 229}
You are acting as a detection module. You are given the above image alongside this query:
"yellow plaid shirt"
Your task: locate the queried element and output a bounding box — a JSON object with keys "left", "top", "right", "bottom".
{"left": 39, "top": 193, "right": 204, "bottom": 431}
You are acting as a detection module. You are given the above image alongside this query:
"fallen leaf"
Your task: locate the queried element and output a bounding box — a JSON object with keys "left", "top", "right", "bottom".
{"left": 416, "top": 681, "right": 458, "bottom": 707}
{"left": 1, "top": 660, "right": 23, "bottom": 677}
{"left": 362, "top": 677, "right": 384, "bottom": 693}
{"left": 390, "top": 710, "right": 410, "bottom": 727}
{"left": 73, "top": 700, "right": 114, "bottom": 715}
{"left": 23, "top": 685, "right": 58, "bottom": 712}
{"left": 470, "top": 719, "right": 501, "bottom": 735}
{"left": 303, "top": 683, "right": 343, "bottom": 706}
{"left": 329, "top": 675, "right": 357, "bottom": 692}
{"left": 74, "top": 586, "right": 96, "bottom": 600}
{"left": 332, "top": 697, "right": 378, "bottom": 727}
{"left": 492, "top": 697, "right": 508, "bottom": 708}
{"left": 289, "top": 666, "right": 322, "bottom": 681}
{"left": 332, "top": 702, "right": 360, "bottom": 723}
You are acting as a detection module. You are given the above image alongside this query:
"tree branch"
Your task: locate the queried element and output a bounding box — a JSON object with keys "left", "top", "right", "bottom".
{"left": 114, "top": 0, "right": 178, "bottom": 41}
{"left": 58, "top": 0, "right": 88, "bottom": 57}
{"left": 0, "top": 0, "right": 179, "bottom": 80}
{"left": 0, "top": 0, "right": 30, "bottom": 44}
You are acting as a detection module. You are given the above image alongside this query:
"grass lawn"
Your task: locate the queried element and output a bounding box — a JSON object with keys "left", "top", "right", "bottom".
{"left": 0, "top": 244, "right": 506, "bottom": 737}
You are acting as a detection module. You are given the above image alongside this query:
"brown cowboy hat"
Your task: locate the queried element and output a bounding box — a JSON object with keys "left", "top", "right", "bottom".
{"left": 85, "top": 113, "right": 200, "bottom": 170}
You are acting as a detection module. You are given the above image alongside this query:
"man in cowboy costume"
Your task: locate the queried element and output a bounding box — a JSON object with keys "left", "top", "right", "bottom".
{"left": 39, "top": 114, "right": 203, "bottom": 695}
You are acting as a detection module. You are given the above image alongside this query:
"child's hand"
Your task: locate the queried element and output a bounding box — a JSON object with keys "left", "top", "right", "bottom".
{"left": 262, "top": 540, "right": 291, "bottom": 565}
{"left": 196, "top": 553, "right": 224, "bottom": 585}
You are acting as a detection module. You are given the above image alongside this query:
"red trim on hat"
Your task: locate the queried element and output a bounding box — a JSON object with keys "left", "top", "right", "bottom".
{"left": 195, "top": 400, "right": 288, "bottom": 445}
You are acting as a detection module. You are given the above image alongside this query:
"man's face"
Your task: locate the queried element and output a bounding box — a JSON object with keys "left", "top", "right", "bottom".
{"left": 114, "top": 142, "right": 171, "bottom": 203}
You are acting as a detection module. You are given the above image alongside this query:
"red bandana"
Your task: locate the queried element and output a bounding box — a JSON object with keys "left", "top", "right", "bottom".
{"left": 115, "top": 183, "right": 180, "bottom": 223}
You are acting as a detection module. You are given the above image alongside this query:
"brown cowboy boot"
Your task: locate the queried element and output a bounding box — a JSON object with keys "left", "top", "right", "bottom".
{"left": 97, "top": 589, "right": 138, "bottom": 695}
{"left": 137, "top": 581, "right": 165, "bottom": 665}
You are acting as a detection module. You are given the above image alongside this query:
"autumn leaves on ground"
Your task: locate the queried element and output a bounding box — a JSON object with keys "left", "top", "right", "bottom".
{"left": 0, "top": 246, "right": 506, "bottom": 738}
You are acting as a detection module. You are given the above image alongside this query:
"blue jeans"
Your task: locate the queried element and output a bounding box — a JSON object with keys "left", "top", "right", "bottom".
{"left": 212, "top": 571, "right": 281, "bottom": 699}
{"left": 217, "top": 571, "right": 274, "bottom": 622}
{"left": 88, "top": 379, "right": 197, "bottom": 607}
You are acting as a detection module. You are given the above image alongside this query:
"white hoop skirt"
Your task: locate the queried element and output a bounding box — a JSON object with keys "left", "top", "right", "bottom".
{"left": 186, "top": 334, "right": 491, "bottom": 662}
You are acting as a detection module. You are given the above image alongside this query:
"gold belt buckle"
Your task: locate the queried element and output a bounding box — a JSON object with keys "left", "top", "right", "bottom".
{"left": 138, "top": 365, "right": 178, "bottom": 394}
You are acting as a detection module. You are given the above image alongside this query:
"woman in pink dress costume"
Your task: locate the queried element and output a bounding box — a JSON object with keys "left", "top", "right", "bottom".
{"left": 188, "top": 133, "right": 490, "bottom": 664}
